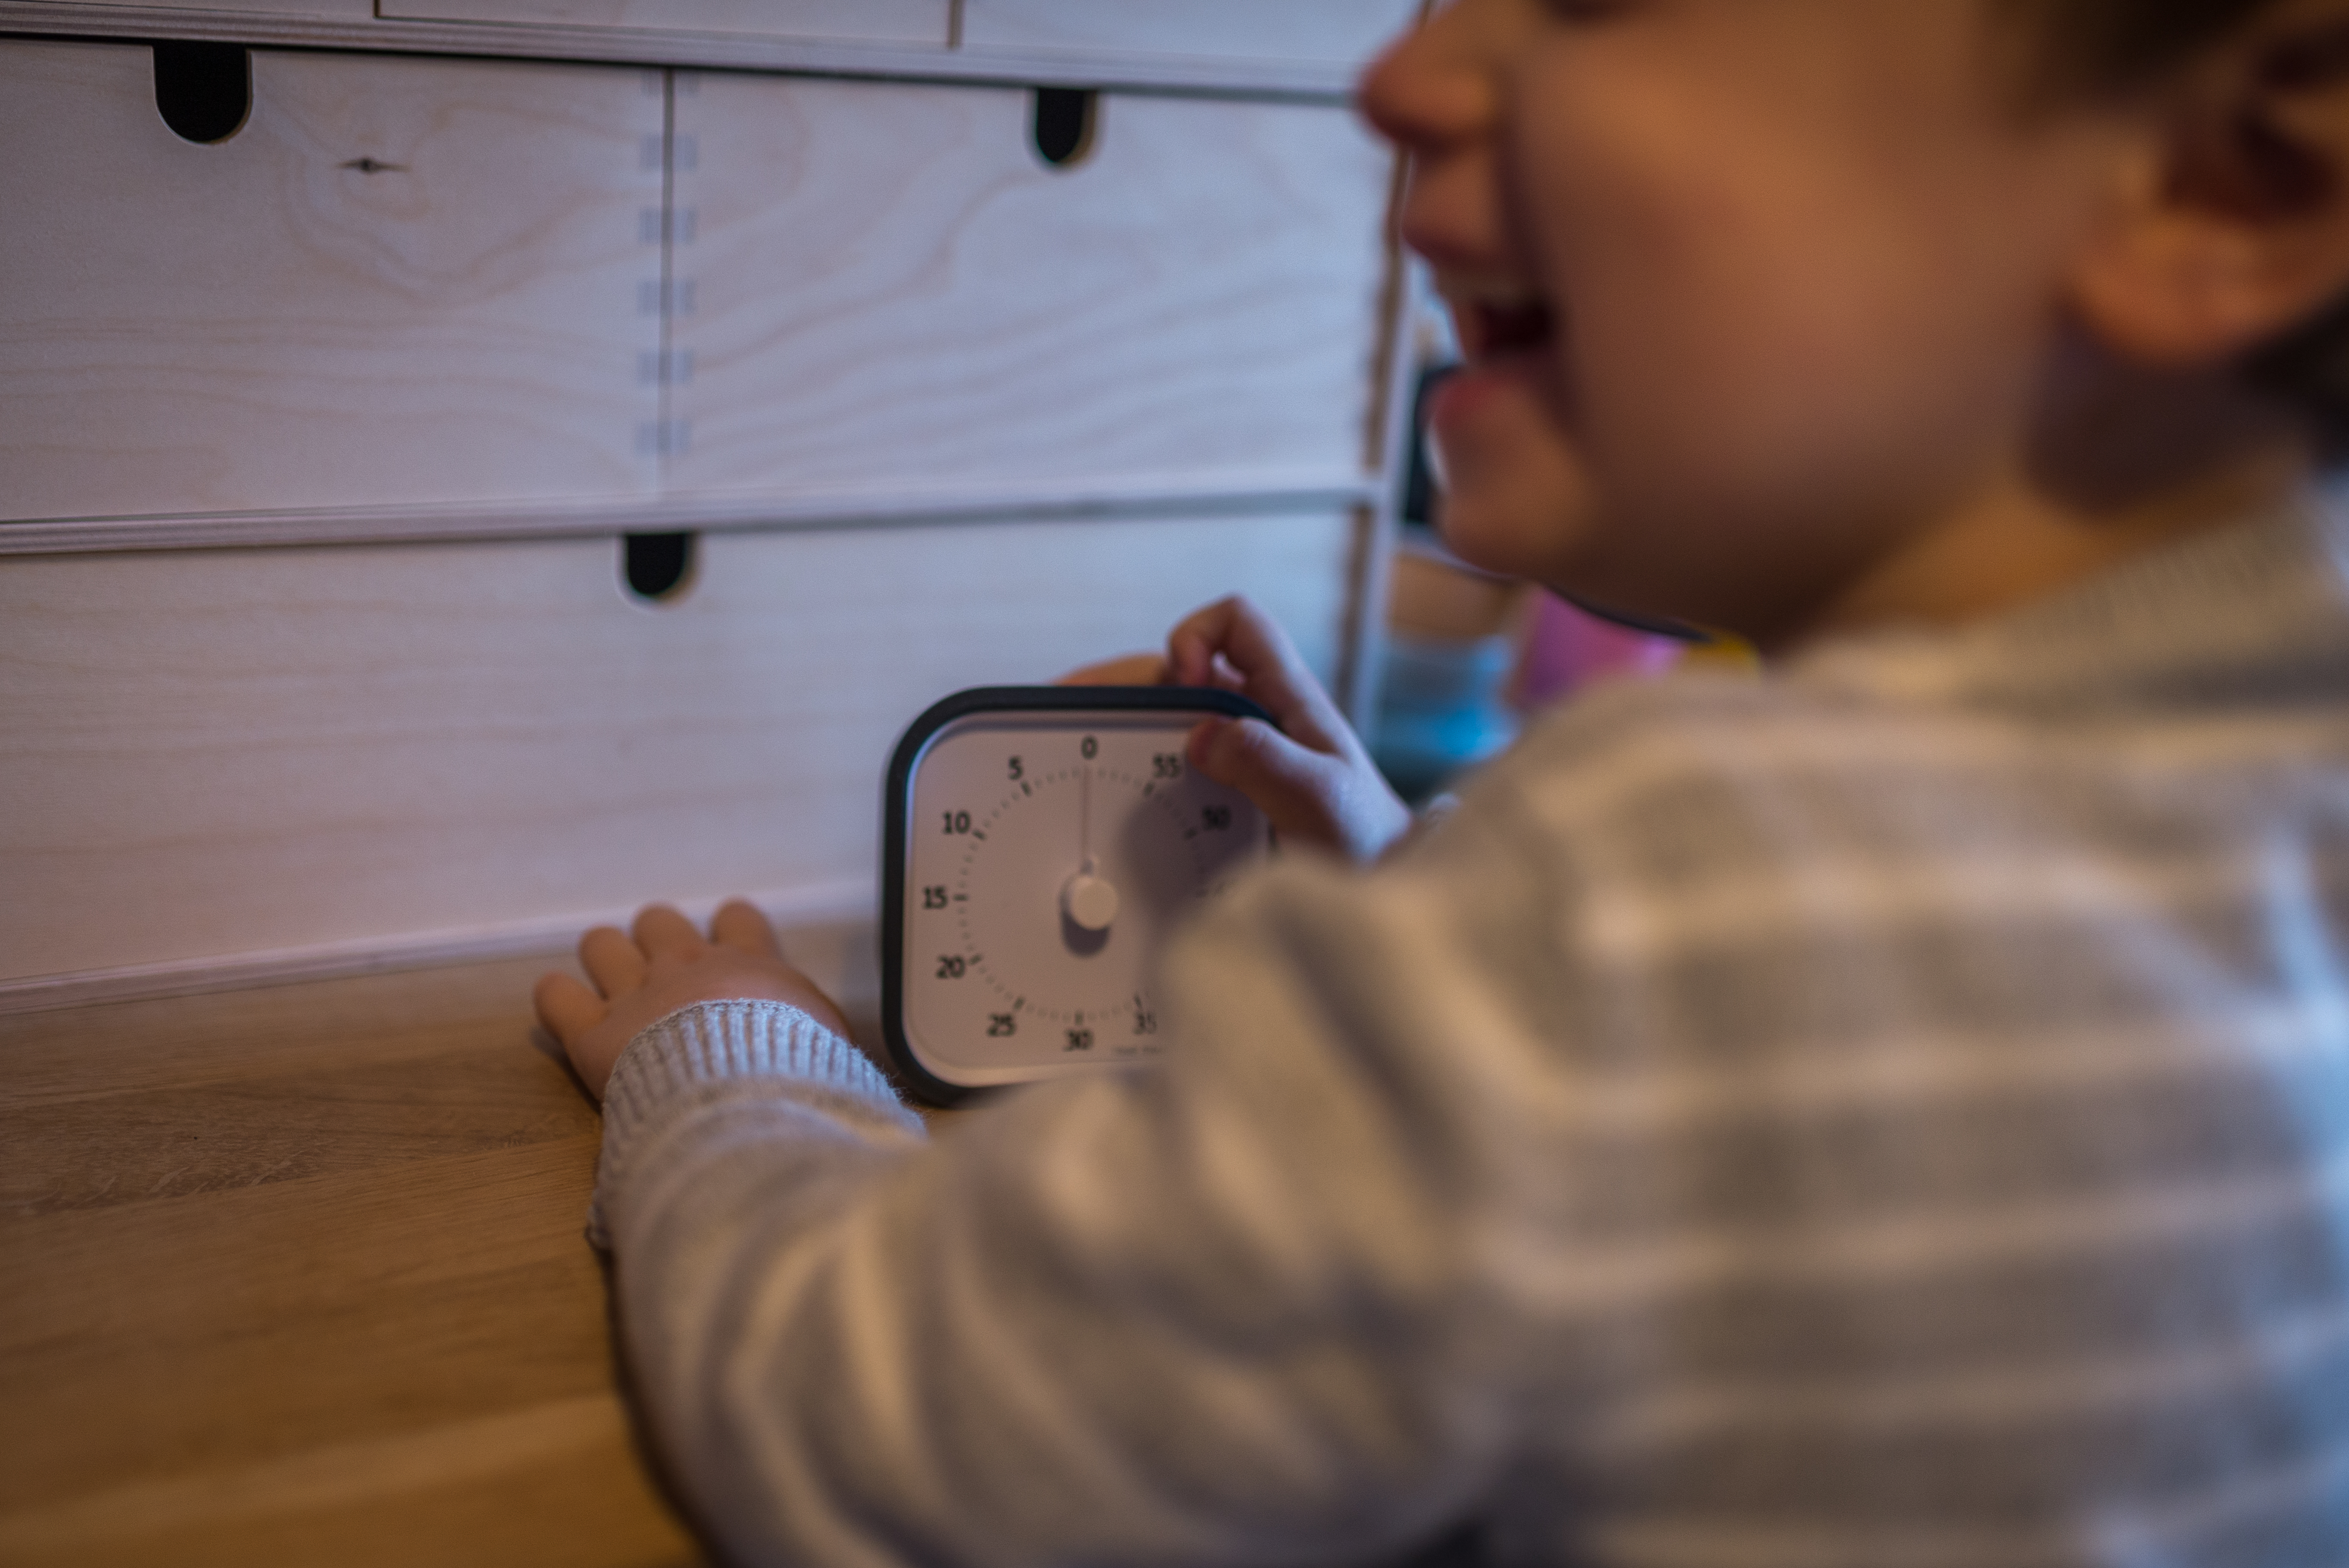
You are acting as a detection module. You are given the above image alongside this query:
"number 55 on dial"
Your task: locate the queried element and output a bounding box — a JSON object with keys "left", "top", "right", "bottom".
{"left": 880, "top": 686, "right": 1273, "bottom": 1105}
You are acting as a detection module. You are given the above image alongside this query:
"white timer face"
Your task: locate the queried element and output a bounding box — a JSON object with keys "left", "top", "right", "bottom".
{"left": 898, "top": 709, "right": 1268, "bottom": 1088}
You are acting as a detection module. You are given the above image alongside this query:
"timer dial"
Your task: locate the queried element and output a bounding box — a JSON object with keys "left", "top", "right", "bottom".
{"left": 882, "top": 688, "right": 1272, "bottom": 1103}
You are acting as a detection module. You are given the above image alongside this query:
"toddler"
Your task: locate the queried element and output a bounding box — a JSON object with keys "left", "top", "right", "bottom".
{"left": 536, "top": 2, "right": 2349, "bottom": 1562}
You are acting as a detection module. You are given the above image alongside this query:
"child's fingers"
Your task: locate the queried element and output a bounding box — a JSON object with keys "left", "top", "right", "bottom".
{"left": 1058, "top": 652, "right": 1168, "bottom": 686}
{"left": 534, "top": 970, "right": 607, "bottom": 1043}
{"left": 1189, "top": 716, "right": 1344, "bottom": 845}
{"left": 710, "top": 898, "right": 780, "bottom": 956}
{"left": 579, "top": 925, "right": 647, "bottom": 996}
{"left": 1169, "top": 598, "right": 1346, "bottom": 747}
{"left": 632, "top": 904, "right": 704, "bottom": 963}
{"left": 1169, "top": 599, "right": 1285, "bottom": 689}
{"left": 1189, "top": 713, "right": 1412, "bottom": 862}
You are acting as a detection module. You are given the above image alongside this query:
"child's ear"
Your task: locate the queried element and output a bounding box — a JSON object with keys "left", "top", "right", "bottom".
{"left": 2070, "top": 0, "right": 2349, "bottom": 368}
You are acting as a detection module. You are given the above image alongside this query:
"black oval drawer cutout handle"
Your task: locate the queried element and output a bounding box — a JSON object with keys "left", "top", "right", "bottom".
{"left": 1032, "top": 87, "right": 1099, "bottom": 170}
{"left": 624, "top": 532, "right": 697, "bottom": 605}
{"left": 154, "top": 41, "right": 250, "bottom": 145}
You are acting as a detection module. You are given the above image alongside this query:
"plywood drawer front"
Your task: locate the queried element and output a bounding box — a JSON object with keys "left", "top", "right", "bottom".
{"left": 960, "top": 0, "right": 1423, "bottom": 70}
{"left": 663, "top": 75, "right": 1395, "bottom": 503}
{"left": 0, "top": 512, "right": 1356, "bottom": 985}
{"left": 0, "top": 42, "right": 662, "bottom": 524}
{"left": 376, "top": 0, "right": 949, "bottom": 48}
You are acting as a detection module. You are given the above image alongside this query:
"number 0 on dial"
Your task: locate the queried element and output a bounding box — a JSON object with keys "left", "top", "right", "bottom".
{"left": 881, "top": 687, "right": 1272, "bottom": 1104}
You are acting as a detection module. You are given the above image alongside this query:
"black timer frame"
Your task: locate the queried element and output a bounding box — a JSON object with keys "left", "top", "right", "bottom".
{"left": 878, "top": 685, "right": 1274, "bottom": 1106}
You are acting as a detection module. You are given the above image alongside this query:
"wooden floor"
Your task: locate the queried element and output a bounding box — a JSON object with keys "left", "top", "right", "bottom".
{"left": 0, "top": 949, "right": 814, "bottom": 1567}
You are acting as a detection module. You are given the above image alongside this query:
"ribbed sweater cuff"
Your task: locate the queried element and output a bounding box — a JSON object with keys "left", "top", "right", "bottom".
{"left": 590, "top": 1000, "right": 919, "bottom": 1245}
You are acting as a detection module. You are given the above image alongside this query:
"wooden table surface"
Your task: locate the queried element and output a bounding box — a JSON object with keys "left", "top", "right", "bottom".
{"left": 0, "top": 954, "right": 724, "bottom": 1567}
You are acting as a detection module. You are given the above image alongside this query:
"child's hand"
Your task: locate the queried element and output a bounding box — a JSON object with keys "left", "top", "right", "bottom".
{"left": 1171, "top": 598, "right": 1413, "bottom": 862}
{"left": 534, "top": 901, "right": 853, "bottom": 1100}
{"left": 1064, "top": 597, "right": 1412, "bottom": 864}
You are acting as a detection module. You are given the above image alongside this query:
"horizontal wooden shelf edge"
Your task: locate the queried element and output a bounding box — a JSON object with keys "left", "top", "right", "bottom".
{"left": 0, "top": 3, "right": 1364, "bottom": 98}
{"left": 0, "top": 479, "right": 1384, "bottom": 557}
{"left": 0, "top": 877, "right": 875, "bottom": 1016}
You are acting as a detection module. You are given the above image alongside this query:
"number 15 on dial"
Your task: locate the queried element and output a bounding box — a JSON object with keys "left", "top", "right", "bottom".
{"left": 880, "top": 687, "right": 1272, "bottom": 1105}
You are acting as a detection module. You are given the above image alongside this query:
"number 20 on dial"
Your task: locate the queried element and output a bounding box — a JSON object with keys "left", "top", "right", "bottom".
{"left": 880, "top": 687, "right": 1272, "bottom": 1104}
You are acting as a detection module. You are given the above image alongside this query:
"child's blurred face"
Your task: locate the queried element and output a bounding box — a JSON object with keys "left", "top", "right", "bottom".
{"left": 1363, "top": 0, "right": 2129, "bottom": 644}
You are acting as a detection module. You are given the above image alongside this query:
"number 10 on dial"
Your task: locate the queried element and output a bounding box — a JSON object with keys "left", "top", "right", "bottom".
{"left": 881, "top": 687, "right": 1272, "bottom": 1104}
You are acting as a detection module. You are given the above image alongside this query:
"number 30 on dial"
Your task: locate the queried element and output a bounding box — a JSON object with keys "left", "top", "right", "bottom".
{"left": 880, "top": 686, "right": 1272, "bottom": 1104}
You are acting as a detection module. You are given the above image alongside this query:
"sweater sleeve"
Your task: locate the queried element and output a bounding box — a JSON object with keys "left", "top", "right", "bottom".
{"left": 590, "top": 824, "right": 1542, "bottom": 1568}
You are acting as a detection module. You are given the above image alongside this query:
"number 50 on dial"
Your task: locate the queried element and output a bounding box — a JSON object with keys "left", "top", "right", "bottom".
{"left": 880, "top": 687, "right": 1272, "bottom": 1104}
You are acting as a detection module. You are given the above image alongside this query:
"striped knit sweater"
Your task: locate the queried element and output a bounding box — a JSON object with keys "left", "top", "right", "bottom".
{"left": 594, "top": 500, "right": 2349, "bottom": 1568}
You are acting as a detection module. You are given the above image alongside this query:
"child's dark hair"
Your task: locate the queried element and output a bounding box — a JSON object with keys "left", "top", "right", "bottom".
{"left": 2012, "top": 0, "right": 2349, "bottom": 458}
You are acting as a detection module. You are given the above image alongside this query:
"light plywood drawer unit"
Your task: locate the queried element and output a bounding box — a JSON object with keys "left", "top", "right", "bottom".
{"left": 0, "top": 9, "right": 1418, "bottom": 1004}
{"left": 0, "top": 40, "right": 665, "bottom": 523}
{"left": 665, "top": 74, "right": 1394, "bottom": 504}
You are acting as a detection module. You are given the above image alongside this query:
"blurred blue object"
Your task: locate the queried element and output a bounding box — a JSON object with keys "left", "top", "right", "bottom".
{"left": 1371, "top": 629, "right": 1519, "bottom": 803}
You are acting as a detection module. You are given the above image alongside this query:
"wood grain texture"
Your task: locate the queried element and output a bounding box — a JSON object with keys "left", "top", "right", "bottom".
{"left": 663, "top": 74, "right": 1397, "bottom": 503}
{"left": 0, "top": 41, "right": 662, "bottom": 523}
{"left": 0, "top": 954, "right": 706, "bottom": 1567}
{"left": 959, "top": 0, "right": 1425, "bottom": 68}
{"left": 0, "top": 511, "right": 1356, "bottom": 987}
{"left": 377, "top": 0, "right": 947, "bottom": 46}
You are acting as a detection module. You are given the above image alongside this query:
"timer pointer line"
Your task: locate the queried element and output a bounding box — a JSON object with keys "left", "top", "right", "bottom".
{"left": 1079, "top": 760, "right": 1095, "bottom": 878}
{"left": 1060, "top": 757, "right": 1122, "bottom": 935}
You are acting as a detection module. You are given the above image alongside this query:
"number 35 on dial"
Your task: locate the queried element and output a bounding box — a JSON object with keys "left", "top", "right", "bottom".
{"left": 881, "top": 687, "right": 1272, "bottom": 1104}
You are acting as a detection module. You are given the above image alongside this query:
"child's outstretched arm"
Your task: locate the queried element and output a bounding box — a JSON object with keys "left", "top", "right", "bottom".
{"left": 1068, "top": 595, "right": 1413, "bottom": 864}
{"left": 535, "top": 851, "right": 1527, "bottom": 1567}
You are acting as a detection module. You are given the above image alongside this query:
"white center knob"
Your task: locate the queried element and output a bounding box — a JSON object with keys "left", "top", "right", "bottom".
{"left": 1063, "top": 872, "right": 1120, "bottom": 933}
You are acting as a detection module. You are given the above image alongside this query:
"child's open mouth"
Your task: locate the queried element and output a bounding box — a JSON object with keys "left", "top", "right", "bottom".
{"left": 1473, "top": 297, "right": 1557, "bottom": 361}
{"left": 1444, "top": 277, "right": 1559, "bottom": 366}
{"left": 1423, "top": 281, "right": 1565, "bottom": 450}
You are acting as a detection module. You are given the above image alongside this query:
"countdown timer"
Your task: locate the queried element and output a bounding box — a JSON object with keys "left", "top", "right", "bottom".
{"left": 880, "top": 687, "right": 1272, "bottom": 1103}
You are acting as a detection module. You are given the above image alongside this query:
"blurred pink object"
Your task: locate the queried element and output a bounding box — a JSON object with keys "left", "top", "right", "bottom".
{"left": 1512, "top": 593, "right": 1685, "bottom": 711}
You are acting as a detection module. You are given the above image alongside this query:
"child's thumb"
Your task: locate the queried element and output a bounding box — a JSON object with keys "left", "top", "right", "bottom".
{"left": 1189, "top": 716, "right": 1346, "bottom": 851}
